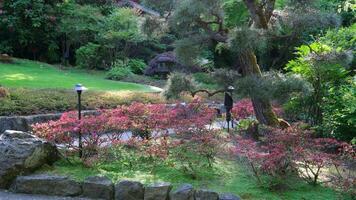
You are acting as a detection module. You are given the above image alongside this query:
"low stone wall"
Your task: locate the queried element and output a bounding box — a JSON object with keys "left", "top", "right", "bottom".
{"left": 10, "top": 174, "right": 241, "bottom": 200}
{"left": 0, "top": 111, "right": 98, "bottom": 133}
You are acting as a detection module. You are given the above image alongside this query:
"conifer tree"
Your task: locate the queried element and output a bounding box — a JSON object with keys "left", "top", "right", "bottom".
{"left": 143, "top": 0, "right": 338, "bottom": 127}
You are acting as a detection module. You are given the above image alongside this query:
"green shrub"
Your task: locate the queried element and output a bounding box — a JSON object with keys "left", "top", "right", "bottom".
{"left": 106, "top": 60, "right": 133, "bottom": 81}
{"left": 322, "top": 79, "right": 356, "bottom": 142}
{"left": 285, "top": 39, "right": 354, "bottom": 142}
{"left": 0, "top": 88, "right": 164, "bottom": 116}
{"left": 127, "top": 59, "right": 147, "bottom": 74}
{"left": 76, "top": 43, "right": 102, "bottom": 69}
{"left": 163, "top": 73, "right": 197, "bottom": 99}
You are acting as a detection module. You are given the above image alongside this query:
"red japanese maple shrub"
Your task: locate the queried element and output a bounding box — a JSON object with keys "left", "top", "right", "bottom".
{"left": 232, "top": 125, "right": 355, "bottom": 189}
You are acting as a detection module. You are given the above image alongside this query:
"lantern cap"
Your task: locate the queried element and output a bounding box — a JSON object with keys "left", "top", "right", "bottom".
{"left": 227, "top": 86, "right": 235, "bottom": 92}
{"left": 74, "top": 84, "right": 87, "bottom": 92}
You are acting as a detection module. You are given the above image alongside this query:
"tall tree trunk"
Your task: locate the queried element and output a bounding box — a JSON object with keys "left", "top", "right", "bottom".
{"left": 238, "top": 49, "right": 280, "bottom": 127}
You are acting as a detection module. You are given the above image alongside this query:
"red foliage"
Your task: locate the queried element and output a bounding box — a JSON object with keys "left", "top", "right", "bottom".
{"left": 232, "top": 126, "right": 355, "bottom": 188}
{"left": 32, "top": 100, "right": 217, "bottom": 156}
{"left": 231, "top": 99, "right": 283, "bottom": 120}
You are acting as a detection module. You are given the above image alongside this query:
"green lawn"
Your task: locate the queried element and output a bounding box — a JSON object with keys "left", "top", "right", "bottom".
{"left": 0, "top": 59, "right": 161, "bottom": 92}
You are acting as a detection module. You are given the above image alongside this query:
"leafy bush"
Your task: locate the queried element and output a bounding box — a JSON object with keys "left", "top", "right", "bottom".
{"left": 163, "top": 73, "right": 197, "bottom": 99}
{"left": 285, "top": 38, "right": 354, "bottom": 141}
{"left": 106, "top": 61, "right": 133, "bottom": 81}
{"left": 233, "top": 125, "right": 355, "bottom": 191}
{"left": 322, "top": 79, "right": 356, "bottom": 142}
{"left": 75, "top": 43, "right": 103, "bottom": 69}
{"left": 127, "top": 59, "right": 146, "bottom": 74}
{"left": 32, "top": 100, "right": 218, "bottom": 174}
{"left": 106, "top": 59, "right": 147, "bottom": 80}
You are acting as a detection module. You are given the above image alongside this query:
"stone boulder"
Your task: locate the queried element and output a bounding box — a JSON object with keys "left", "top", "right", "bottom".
{"left": 144, "top": 51, "right": 201, "bottom": 77}
{"left": 219, "top": 193, "right": 241, "bottom": 200}
{"left": 115, "top": 180, "right": 144, "bottom": 200}
{"left": 195, "top": 189, "right": 219, "bottom": 200}
{"left": 10, "top": 174, "right": 82, "bottom": 196}
{"left": 144, "top": 182, "right": 172, "bottom": 200}
{"left": 82, "top": 176, "right": 114, "bottom": 200}
{"left": 170, "top": 184, "right": 195, "bottom": 200}
{"left": 0, "top": 130, "right": 59, "bottom": 188}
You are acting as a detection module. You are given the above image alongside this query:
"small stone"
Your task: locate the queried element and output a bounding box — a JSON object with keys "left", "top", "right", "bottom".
{"left": 82, "top": 176, "right": 114, "bottom": 200}
{"left": 219, "top": 193, "right": 241, "bottom": 200}
{"left": 115, "top": 180, "right": 144, "bottom": 200}
{"left": 170, "top": 184, "right": 194, "bottom": 200}
{"left": 10, "top": 174, "right": 82, "bottom": 196}
{"left": 144, "top": 182, "right": 172, "bottom": 200}
{"left": 195, "top": 189, "right": 219, "bottom": 200}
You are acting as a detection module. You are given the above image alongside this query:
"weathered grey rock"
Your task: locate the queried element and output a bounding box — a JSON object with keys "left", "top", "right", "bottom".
{"left": 82, "top": 176, "right": 114, "bottom": 200}
{"left": 219, "top": 193, "right": 241, "bottom": 200}
{"left": 0, "top": 117, "right": 29, "bottom": 132}
{"left": 0, "top": 130, "right": 59, "bottom": 188}
{"left": 10, "top": 174, "right": 82, "bottom": 196}
{"left": 115, "top": 180, "right": 144, "bottom": 200}
{"left": 0, "top": 189, "right": 91, "bottom": 200}
{"left": 144, "top": 182, "right": 172, "bottom": 200}
{"left": 170, "top": 184, "right": 194, "bottom": 200}
{"left": 195, "top": 189, "right": 219, "bottom": 200}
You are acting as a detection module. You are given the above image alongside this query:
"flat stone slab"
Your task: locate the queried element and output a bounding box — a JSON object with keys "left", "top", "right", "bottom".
{"left": 195, "top": 189, "right": 219, "bottom": 200}
{"left": 0, "top": 190, "right": 90, "bottom": 200}
{"left": 82, "top": 176, "right": 114, "bottom": 200}
{"left": 115, "top": 180, "right": 144, "bottom": 200}
{"left": 219, "top": 193, "right": 241, "bottom": 200}
{"left": 10, "top": 174, "right": 82, "bottom": 197}
{"left": 170, "top": 184, "right": 195, "bottom": 200}
{"left": 144, "top": 182, "right": 172, "bottom": 200}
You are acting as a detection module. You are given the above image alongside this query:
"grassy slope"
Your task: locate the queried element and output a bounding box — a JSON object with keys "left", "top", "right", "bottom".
{"left": 0, "top": 59, "right": 161, "bottom": 92}
{"left": 39, "top": 158, "right": 347, "bottom": 200}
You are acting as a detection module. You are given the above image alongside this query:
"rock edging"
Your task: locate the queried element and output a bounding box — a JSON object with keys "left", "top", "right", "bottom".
{"left": 10, "top": 174, "right": 241, "bottom": 200}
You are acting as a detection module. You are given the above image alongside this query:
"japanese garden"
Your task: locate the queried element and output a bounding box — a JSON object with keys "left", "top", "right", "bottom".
{"left": 0, "top": 0, "right": 355, "bottom": 199}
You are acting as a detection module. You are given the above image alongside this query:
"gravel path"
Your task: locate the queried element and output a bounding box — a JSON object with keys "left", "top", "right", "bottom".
{"left": 0, "top": 190, "right": 92, "bottom": 200}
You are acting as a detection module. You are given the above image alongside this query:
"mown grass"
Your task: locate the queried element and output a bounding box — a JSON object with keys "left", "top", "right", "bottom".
{"left": 0, "top": 59, "right": 161, "bottom": 92}
{"left": 39, "top": 157, "right": 348, "bottom": 200}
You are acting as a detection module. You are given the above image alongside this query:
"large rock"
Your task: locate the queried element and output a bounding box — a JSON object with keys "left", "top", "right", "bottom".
{"left": 0, "top": 130, "right": 59, "bottom": 188}
{"left": 195, "top": 189, "right": 219, "bottom": 200}
{"left": 10, "top": 174, "right": 82, "bottom": 196}
{"left": 144, "top": 182, "right": 172, "bottom": 200}
{"left": 219, "top": 193, "right": 241, "bottom": 200}
{"left": 0, "top": 117, "right": 29, "bottom": 132}
{"left": 115, "top": 180, "right": 144, "bottom": 200}
{"left": 170, "top": 184, "right": 195, "bottom": 200}
{"left": 82, "top": 176, "right": 114, "bottom": 200}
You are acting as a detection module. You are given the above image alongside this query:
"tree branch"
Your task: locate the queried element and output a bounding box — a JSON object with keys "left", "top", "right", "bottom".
{"left": 191, "top": 89, "right": 225, "bottom": 97}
